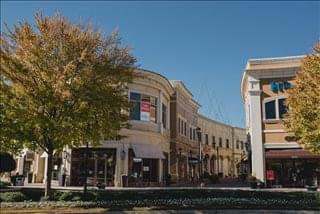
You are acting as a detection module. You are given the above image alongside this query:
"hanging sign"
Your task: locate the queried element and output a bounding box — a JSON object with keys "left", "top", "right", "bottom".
{"left": 140, "top": 101, "right": 150, "bottom": 121}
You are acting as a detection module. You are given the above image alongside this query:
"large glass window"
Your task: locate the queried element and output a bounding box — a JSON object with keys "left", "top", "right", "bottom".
{"left": 265, "top": 100, "right": 276, "bottom": 119}
{"left": 130, "top": 92, "right": 157, "bottom": 123}
{"left": 130, "top": 92, "right": 141, "bottom": 120}
{"left": 278, "top": 98, "right": 287, "bottom": 118}
{"left": 150, "top": 97, "right": 157, "bottom": 123}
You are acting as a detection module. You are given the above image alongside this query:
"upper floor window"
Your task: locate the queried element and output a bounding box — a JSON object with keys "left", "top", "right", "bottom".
{"left": 219, "top": 137, "right": 223, "bottom": 147}
{"left": 278, "top": 98, "right": 287, "bottom": 118}
{"left": 193, "top": 129, "right": 196, "bottom": 141}
{"left": 178, "top": 118, "right": 181, "bottom": 133}
{"left": 265, "top": 100, "right": 276, "bottom": 119}
{"left": 190, "top": 127, "right": 192, "bottom": 140}
{"left": 130, "top": 92, "right": 141, "bottom": 121}
{"left": 184, "top": 122, "right": 187, "bottom": 136}
{"left": 240, "top": 141, "right": 244, "bottom": 150}
{"left": 212, "top": 136, "right": 216, "bottom": 147}
{"left": 130, "top": 92, "right": 158, "bottom": 123}
{"left": 263, "top": 97, "right": 287, "bottom": 121}
{"left": 205, "top": 134, "right": 209, "bottom": 145}
{"left": 226, "top": 139, "right": 229, "bottom": 148}
{"left": 236, "top": 140, "right": 239, "bottom": 149}
{"left": 162, "top": 104, "right": 167, "bottom": 129}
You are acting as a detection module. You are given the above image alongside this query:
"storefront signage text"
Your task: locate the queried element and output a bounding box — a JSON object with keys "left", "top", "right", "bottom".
{"left": 270, "top": 81, "right": 292, "bottom": 93}
{"left": 140, "top": 101, "right": 150, "bottom": 121}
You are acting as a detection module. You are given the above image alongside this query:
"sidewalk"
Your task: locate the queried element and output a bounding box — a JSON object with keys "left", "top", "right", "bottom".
{"left": 11, "top": 183, "right": 319, "bottom": 192}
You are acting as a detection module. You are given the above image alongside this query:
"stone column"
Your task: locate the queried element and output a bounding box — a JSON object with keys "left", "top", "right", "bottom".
{"left": 248, "top": 76, "right": 265, "bottom": 182}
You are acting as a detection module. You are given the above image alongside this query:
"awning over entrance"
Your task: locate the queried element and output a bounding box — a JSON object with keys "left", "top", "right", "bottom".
{"left": 265, "top": 149, "right": 320, "bottom": 159}
{"left": 131, "top": 143, "right": 165, "bottom": 159}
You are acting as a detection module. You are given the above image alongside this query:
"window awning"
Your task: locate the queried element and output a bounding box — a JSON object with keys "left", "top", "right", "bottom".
{"left": 265, "top": 149, "right": 320, "bottom": 159}
{"left": 131, "top": 143, "right": 165, "bottom": 159}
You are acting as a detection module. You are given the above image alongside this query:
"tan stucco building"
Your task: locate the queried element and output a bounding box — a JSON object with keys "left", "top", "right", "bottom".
{"left": 241, "top": 55, "right": 320, "bottom": 186}
{"left": 13, "top": 68, "right": 247, "bottom": 187}
{"left": 198, "top": 115, "right": 247, "bottom": 178}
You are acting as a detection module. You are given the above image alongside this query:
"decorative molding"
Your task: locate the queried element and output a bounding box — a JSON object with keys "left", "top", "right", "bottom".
{"left": 264, "top": 143, "right": 301, "bottom": 149}
{"left": 263, "top": 129, "right": 287, "bottom": 133}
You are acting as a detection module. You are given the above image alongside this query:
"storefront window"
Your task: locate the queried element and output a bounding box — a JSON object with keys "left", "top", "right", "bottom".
{"left": 265, "top": 100, "right": 276, "bottom": 119}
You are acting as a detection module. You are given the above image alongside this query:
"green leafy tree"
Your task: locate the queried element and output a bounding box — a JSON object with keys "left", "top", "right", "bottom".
{"left": 0, "top": 13, "right": 136, "bottom": 197}
{"left": 285, "top": 42, "right": 320, "bottom": 154}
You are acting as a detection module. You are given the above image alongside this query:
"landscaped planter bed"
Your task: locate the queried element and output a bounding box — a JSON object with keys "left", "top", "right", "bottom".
{"left": 1, "top": 189, "right": 319, "bottom": 210}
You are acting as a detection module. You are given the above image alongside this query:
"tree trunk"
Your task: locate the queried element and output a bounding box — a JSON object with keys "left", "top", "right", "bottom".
{"left": 44, "top": 149, "right": 53, "bottom": 198}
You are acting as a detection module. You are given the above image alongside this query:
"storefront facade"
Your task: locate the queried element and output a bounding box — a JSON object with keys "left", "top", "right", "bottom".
{"left": 169, "top": 80, "right": 201, "bottom": 183}
{"left": 241, "top": 55, "right": 320, "bottom": 186}
{"left": 12, "top": 68, "right": 248, "bottom": 187}
{"left": 197, "top": 115, "right": 247, "bottom": 178}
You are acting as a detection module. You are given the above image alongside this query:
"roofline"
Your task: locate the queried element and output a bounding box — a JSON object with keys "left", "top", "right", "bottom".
{"left": 170, "top": 80, "right": 194, "bottom": 97}
{"left": 240, "top": 55, "right": 305, "bottom": 101}
{"left": 198, "top": 113, "right": 245, "bottom": 130}
{"left": 136, "top": 68, "right": 174, "bottom": 92}
{"left": 247, "top": 55, "right": 305, "bottom": 64}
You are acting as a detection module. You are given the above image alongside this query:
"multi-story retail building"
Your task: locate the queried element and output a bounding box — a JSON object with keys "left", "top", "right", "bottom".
{"left": 197, "top": 115, "right": 247, "bottom": 178}
{"left": 13, "top": 68, "right": 247, "bottom": 187}
{"left": 241, "top": 55, "right": 320, "bottom": 187}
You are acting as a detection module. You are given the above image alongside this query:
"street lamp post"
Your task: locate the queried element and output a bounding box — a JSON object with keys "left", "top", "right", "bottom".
{"left": 196, "top": 127, "right": 202, "bottom": 182}
{"left": 83, "top": 142, "right": 89, "bottom": 194}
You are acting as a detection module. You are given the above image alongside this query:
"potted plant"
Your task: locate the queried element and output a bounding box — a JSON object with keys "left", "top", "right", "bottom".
{"left": 248, "top": 174, "right": 257, "bottom": 189}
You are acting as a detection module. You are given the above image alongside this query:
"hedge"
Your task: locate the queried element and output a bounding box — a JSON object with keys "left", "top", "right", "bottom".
{"left": 1, "top": 188, "right": 319, "bottom": 210}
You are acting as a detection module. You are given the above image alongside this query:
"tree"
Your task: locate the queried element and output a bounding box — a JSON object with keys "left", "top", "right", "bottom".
{"left": 0, "top": 152, "right": 16, "bottom": 173}
{"left": 0, "top": 13, "right": 136, "bottom": 197}
{"left": 285, "top": 42, "right": 320, "bottom": 154}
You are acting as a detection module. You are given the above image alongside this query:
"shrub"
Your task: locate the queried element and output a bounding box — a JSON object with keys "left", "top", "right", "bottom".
{"left": 0, "top": 191, "right": 26, "bottom": 202}
{"left": 209, "top": 174, "right": 220, "bottom": 183}
{"left": 58, "top": 191, "right": 96, "bottom": 201}
{"left": 0, "top": 180, "right": 11, "bottom": 189}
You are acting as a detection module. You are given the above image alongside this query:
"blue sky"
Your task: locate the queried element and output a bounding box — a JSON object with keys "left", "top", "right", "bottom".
{"left": 1, "top": 1, "right": 319, "bottom": 128}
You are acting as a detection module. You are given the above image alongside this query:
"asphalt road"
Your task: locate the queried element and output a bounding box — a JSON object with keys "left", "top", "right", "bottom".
{"left": 1, "top": 209, "right": 319, "bottom": 214}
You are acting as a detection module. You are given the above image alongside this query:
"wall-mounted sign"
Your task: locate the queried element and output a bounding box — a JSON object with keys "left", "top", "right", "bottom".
{"left": 285, "top": 136, "right": 299, "bottom": 142}
{"left": 133, "top": 158, "right": 142, "bottom": 162}
{"left": 188, "top": 158, "right": 199, "bottom": 164}
{"left": 140, "top": 101, "right": 150, "bottom": 121}
{"left": 270, "top": 81, "right": 292, "bottom": 93}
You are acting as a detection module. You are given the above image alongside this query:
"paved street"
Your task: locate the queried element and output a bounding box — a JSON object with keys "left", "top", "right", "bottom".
{"left": 1, "top": 209, "right": 319, "bottom": 214}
